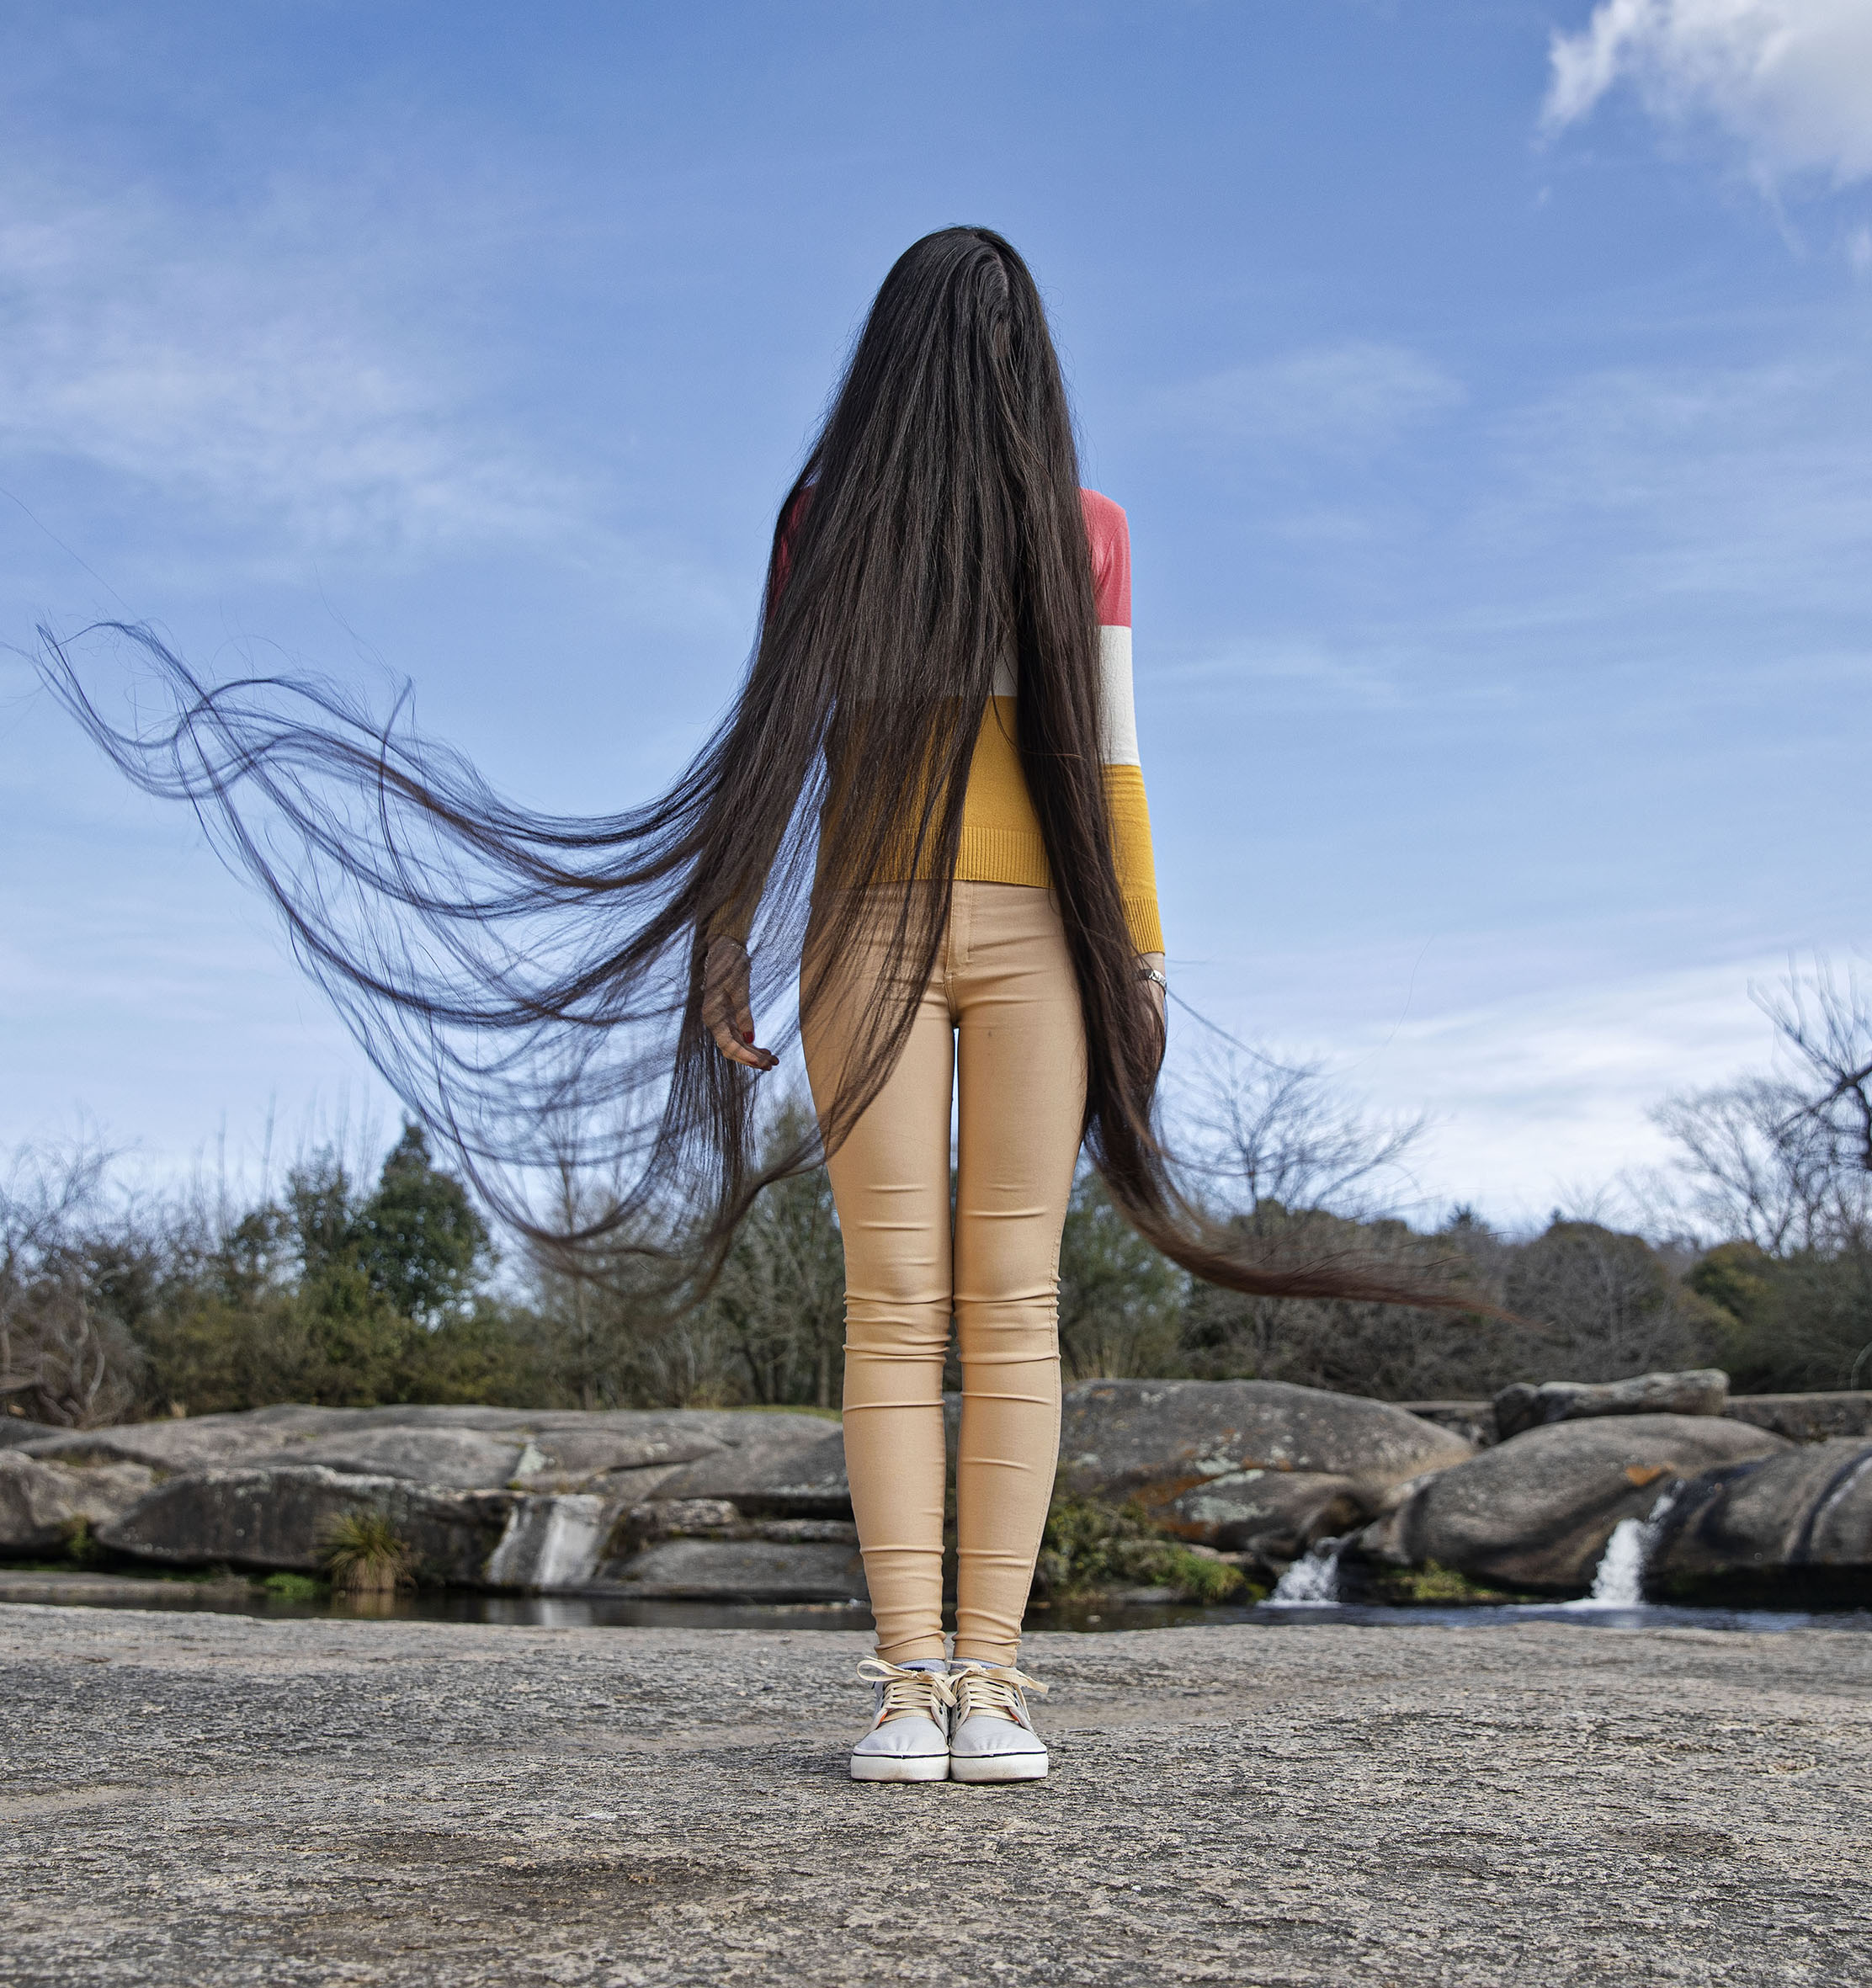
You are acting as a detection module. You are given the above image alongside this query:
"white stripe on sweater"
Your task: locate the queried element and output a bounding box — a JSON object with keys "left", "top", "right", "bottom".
{"left": 987, "top": 626, "right": 1138, "bottom": 766}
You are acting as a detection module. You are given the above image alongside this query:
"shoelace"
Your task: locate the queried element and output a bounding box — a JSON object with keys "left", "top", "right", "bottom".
{"left": 856, "top": 1658, "right": 958, "bottom": 1725}
{"left": 949, "top": 1664, "right": 1048, "bottom": 1727}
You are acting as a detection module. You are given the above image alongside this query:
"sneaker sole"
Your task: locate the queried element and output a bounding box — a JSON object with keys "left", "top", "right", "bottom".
{"left": 849, "top": 1752, "right": 951, "bottom": 1783}
{"left": 949, "top": 1752, "right": 1048, "bottom": 1783}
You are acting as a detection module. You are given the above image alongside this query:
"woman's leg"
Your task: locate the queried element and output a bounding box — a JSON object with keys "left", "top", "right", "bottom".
{"left": 949, "top": 884, "right": 1087, "bottom": 1666}
{"left": 804, "top": 929, "right": 955, "bottom": 1665}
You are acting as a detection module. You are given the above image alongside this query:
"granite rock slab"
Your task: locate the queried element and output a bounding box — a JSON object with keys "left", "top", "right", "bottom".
{"left": 94, "top": 1464, "right": 513, "bottom": 1583}
{"left": 0, "top": 1452, "right": 157, "bottom": 1552}
{"left": 1495, "top": 1367, "right": 1730, "bottom": 1440}
{"left": 3, "top": 1605, "right": 1869, "bottom": 1985}
{"left": 600, "top": 1536, "right": 868, "bottom": 1601}
{"left": 19, "top": 1404, "right": 837, "bottom": 1491}
{"left": 1653, "top": 1438, "right": 1872, "bottom": 1592}
{"left": 1359, "top": 1412, "right": 1790, "bottom": 1594}
{"left": 1726, "top": 1391, "right": 1872, "bottom": 1444}
{"left": 1057, "top": 1379, "right": 1471, "bottom": 1514}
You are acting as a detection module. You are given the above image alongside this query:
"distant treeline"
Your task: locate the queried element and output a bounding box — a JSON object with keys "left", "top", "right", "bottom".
{"left": 6, "top": 972, "right": 1869, "bottom": 1428}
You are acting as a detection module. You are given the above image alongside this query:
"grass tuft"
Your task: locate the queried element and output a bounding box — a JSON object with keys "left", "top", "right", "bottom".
{"left": 321, "top": 1510, "right": 414, "bottom": 1595}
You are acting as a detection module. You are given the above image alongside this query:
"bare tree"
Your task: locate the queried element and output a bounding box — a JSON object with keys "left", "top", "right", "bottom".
{"left": 1183, "top": 1050, "right": 1431, "bottom": 1223}
{"left": 0, "top": 1143, "right": 143, "bottom": 1428}
{"left": 1502, "top": 1219, "right": 1716, "bottom": 1381}
{"left": 702, "top": 1099, "right": 845, "bottom": 1407}
{"left": 1760, "top": 959, "right": 1872, "bottom": 1185}
{"left": 1650, "top": 1077, "right": 1848, "bottom": 1254}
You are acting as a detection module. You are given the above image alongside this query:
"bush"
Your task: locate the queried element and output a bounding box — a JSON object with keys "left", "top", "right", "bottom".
{"left": 1033, "top": 1493, "right": 1254, "bottom": 1604}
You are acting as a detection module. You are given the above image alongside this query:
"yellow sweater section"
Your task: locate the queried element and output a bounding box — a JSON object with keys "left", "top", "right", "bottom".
{"left": 956, "top": 697, "right": 1163, "bottom": 954}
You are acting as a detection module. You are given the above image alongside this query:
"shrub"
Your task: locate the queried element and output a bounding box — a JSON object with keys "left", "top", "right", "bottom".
{"left": 260, "top": 1571, "right": 327, "bottom": 1603}
{"left": 1033, "top": 1493, "right": 1252, "bottom": 1604}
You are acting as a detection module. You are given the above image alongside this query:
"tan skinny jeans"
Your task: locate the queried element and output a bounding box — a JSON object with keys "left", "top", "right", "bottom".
{"left": 802, "top": 882, "right": 1087, "bottom": 1665}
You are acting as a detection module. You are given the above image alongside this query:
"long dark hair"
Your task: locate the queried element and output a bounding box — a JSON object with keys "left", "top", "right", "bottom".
{"left": 43, "top": 226, "right": 1465, "bottom": 1309}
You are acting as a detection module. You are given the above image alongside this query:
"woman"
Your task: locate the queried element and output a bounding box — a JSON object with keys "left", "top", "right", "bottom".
{"left": 49, "top": 225, "right": 1457, "bottom": 1789}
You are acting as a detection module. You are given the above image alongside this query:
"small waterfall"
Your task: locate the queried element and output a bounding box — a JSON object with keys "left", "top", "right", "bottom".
{"left": 1273, "top": 1535, "right": 1347, "bottom": 1604}
{"left": 1577, "top": 1486, "right": 1681, "bottom": 1608}
{"left": 485, "top": 1495, "right": 608, "bottom": 1592}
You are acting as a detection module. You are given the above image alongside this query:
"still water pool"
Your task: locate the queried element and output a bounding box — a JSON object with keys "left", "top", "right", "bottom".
{"left": 3, "top": 1575, "right": 1867, "bottom": 1636}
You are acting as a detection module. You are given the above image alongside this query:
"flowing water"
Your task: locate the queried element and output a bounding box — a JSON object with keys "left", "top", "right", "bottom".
{"left": 1270, "top": 1536, "right": 1348, "bottom": 1605}
{"left": 1566, "top": 1486, "right": 1683, "bottom": 1611}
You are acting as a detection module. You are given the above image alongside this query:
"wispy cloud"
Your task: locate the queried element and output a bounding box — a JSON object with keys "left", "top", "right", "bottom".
{"left": 1154, "top": 340, "right": 1463, "bottom": 456}
{"left": 1486, "top": 348, "right": 1872, "bottom": 609}
{"left": 0, "top": 174, "right": 588, "bottom": 563}
{"left": 1321, "top": 952, "right": 1794, "bottom": 1228}
{"left": 1544, "top": 0, "right": 1872, "bottom": 191}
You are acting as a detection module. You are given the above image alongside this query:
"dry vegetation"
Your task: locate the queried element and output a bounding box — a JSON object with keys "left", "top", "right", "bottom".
{"left": 4, "top": 966, "right": 1869, "bottom": 1429}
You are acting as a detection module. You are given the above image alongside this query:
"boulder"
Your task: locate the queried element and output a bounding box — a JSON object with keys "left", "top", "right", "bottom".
{"left": 20, "top": 1412, "right": 331, "bottom": 1472}
{"left": 602, "top": 1537, "right": 867, "bottom": 1603}
{"left": 290, "top": 1427, "right": 527, "bottom": 1489}
{"left": 1494, "top": 1369, "right": 1729, "bottom": 1441}
{"left": 24, "top": 1404, "right": 838, "bottom": 1492}
{"left": 1651, "top": 1439, "right": 1872, "bottom": 1593}
{"left": 1726, "top": 1393, "right": 1872, "bottom": 1446}
{"left": 1057, "top": 1380, "right": 1472, "bottom": 1519}
{"left": 653, "top": 1429, "right": 852, "bottom": 1516}
{"left": 95, "top": 1465, "right": 513, "bottom": 1584}
{"left": 1358, "top": 1413, "right": 1789, "bottom": 1594}
{"left": 0, "top": 1415, "right": 68, "bottom": 1450}
{"left": 1163, "top": 1470, "right": 1367, "bottom": 1563}
{"left": 0, "top": 1453, "right": 157, "bottom": 1554}
{"left": 1397, "top": 1401, "right": 1497, "bottom": 1450}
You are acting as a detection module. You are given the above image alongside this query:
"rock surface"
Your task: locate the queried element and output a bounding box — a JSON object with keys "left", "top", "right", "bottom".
{"left": 1162, "top": 1469, "right": 1366, "bottom": 1563}
{"left": 21, "top": 1404, "right": 836, "bottom": 1489}
{"left": 1057, "top": 1379, "right": 1471, "bottom": 1517}
{"left": 604, "top": 1537, "right": 868, "bottom": 1601}
{"left": 1727, "top": 1391, "right": 1872, "bottom": 1444}
{"left": 94, "top": 1465, "right": 514, "bottom": 1584}
{"left": 290, "top": 1426, "right": 532, "bottom": 1488}
{"left": 2, "top": 1603, "right": 1869, "bottom": 1985}
{"left": 1494, "top": 1368, "right": 1730, "bottom": 1440}
{"left": 0, "top": 1453, "right": 156, "bottom": 1552}
{"left": 1359, "top": 1413, "right": 1790, "bottom": 1593}
{"left": 1653, "top": 1439, "right": 1872, "bottom": 1594}
{"left": 1396, "top": 1399, "right": 1497, "bottom": 1448}
{"left": 0, "top": 1415, "right": 66, "bottom": 1450}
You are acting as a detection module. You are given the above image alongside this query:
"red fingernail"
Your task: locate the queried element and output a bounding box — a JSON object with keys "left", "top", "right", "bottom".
{"left": 743, "top": 1030, "right": 755, "bottom": 1044}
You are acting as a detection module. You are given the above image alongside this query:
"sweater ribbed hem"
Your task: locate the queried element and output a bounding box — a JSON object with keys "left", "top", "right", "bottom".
{"left": 955, "top": 826, "right": 1053, "bottom": 890}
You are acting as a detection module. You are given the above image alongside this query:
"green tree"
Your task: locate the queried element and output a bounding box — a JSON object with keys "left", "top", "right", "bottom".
{"left": 352, "top": 1123, "right": 492, "bottom": 1326}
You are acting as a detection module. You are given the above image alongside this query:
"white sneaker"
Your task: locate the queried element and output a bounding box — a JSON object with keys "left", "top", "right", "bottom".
{"left": 947, "top": 1662, "right": 1050, "bottom": 1783}
{"left": 848, "top": 1660, "right": 956, "bottom": 1783}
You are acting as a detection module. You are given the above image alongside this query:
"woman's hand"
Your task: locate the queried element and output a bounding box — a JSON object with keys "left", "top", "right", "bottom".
{"left": 702, "top": 935, "right": 779, "bottom": 1071}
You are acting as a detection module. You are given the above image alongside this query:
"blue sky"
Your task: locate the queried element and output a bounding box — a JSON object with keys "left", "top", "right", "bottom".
{"left": 3, "top": 0, "right": 1869, "bottom": 1225}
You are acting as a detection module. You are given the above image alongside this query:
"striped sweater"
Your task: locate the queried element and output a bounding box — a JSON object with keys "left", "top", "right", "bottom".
{"left": 955, "top": 488, "right": 1161, "bottom": 954}
{"left": 721, "top": 488, "right": 1162, "bottom": 954}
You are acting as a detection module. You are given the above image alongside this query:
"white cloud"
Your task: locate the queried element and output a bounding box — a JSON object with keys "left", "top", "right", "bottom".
{"left": 0, "top": 176, "right": 588, "bottom": 561}
{"left": 1545, "top": 0, "right": 1872, "bottom": 189}
{"left": 1284, "top": 952, "right": 1791, "bottom": 1231}
{"left": 1157, "top": 341, "right": 1463, "bottom": 454}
